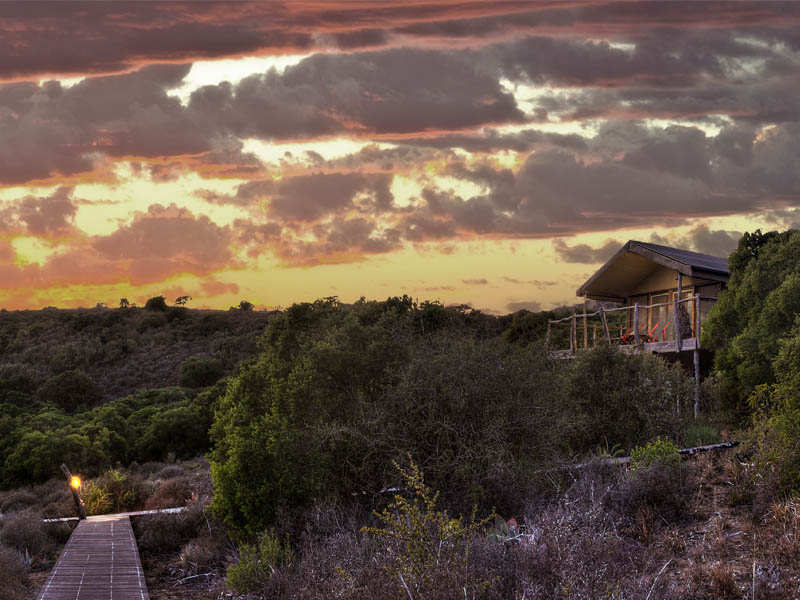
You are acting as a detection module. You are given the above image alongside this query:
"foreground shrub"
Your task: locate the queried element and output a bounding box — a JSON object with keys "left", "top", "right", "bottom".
{"left": 362, "top": 459, "right": 491, "bottom": 599}
{"left": 133, "top": 503, "right": 207, "bottom": 554}
{"left": 0, "top": 544, "right": 27, "bottom": 600}
{"left": 227, "top": 530, "right": 294, "bottom": 593}
{"left": 630, "top": 438, "right": 681, "bottom": 471}
{"left": 0, "top": 510, "right": 57, "bottom": 559}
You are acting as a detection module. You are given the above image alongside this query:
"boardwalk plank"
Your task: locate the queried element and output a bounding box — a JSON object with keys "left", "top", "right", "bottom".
{"left": 37, "top": 515, "right": 149, "bottom": 600}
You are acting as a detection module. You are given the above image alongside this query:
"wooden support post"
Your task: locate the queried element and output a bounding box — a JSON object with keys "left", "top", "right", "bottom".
{"left": 545, "top": 321, "right": 551, "bottom": 348}
{"left": 674, "top": 271, "right": 683, "bottom": 352}
{"left": 593, "top": 325, "right": 597, "bottom": 345}
{"left": 600, "top": 306, "right": 611, "bottom": 342}
{"left": 60, "top": 463, "right": 86, "bottom": 520}
{"left": 694, "top": 348, "right": 701, "bottom": 419}
{"left": 694, "top": 294, "right": 701, "bottom": 349}
{"left": 583, "top": 301, "right": 588, "bottom": 349}
{"left": 693, "top": 293, "right": 702, "bottom": 419}
{"left": 570, "top": 313, "right": 577, "bottom": 354}
{"left": 633, "top": 302, "right": 641, "bottom": 345}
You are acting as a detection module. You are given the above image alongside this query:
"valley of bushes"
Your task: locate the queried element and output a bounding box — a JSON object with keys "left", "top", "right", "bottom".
{"left": 2, "top": 229, "right": 800, "bottom": 599}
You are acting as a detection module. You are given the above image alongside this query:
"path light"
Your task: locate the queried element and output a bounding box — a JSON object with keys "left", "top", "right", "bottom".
{"left": 60, "top": 464, "right": 86, "bottom": 520}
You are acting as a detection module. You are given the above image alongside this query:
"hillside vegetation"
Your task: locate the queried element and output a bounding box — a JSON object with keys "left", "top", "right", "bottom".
{"left": 4, "top": 228, "right": 800, "bottom": 599}
{"left": 0, "top": 302, "right": 270, "bottom": 489}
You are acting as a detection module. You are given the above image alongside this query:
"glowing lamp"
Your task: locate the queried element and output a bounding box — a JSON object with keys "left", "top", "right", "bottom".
{"left": 70, "top": 476, "right": 81, "bottom": 489}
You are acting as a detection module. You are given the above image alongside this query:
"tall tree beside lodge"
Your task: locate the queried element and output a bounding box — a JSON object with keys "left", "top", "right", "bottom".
{"left": 702, "top": 229, "right": 800, "bottom": 416}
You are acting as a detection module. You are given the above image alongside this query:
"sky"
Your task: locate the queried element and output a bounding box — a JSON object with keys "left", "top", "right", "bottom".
{"left": 1, "top": 1, "right": 800, "bottom": 313}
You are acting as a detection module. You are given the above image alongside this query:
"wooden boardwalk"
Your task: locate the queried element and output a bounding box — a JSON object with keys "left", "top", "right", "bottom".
{"left": 37, "top": 515, "right": 149, "bottom": 600}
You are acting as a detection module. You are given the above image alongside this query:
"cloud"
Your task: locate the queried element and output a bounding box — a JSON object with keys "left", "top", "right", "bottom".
{"left": 502, "top": 276, "right": 558, "bottom": 287}
{"left": 92, "top": 203, "right": 235, "bottom": 284}
{"left": 17, "top": 187, "right": 78, "bottom": 236}
{"left": 649, "top": 224, "right": 741, "bottom": 257}
{"left": 462, "top": 278, "right": 488, "bottom": 285}
{"left": 3, "top": 2, "right": 797, "bottom": 81}
{"left": 506, "top": 300, "right": 542, "bottom": 313}
{"left": 0, "top": 187, "right": 78, "bottom": 237}
{"left": 552, "top": 239, "right": 620, "bottom": 263}
{"left": 188, "top": 47, "right": 524, "bottom": 139}
{"left": 201, "top": 277, "right": 240, "bottom": 297}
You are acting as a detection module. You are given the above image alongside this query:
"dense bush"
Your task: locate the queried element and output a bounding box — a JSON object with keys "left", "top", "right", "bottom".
{"left": 742, "top": 321, "right": 800, "bottom": 498}
{"left": 0, "top": 384, "right": 224, "bottom": 488}
{"left": 178, "top": 355, "right": 225, "bottom": 388}
{"left": 36, "top": 369, "right": 102, "bottom": 413}
{"left": 210, "top": 299, "right": 694, "bottom": 536}
{"left": 0, "top": 544, "right": 27, "bottom": 600}
{"left": 563, "top": 343, "right": 688, "bottom": 453}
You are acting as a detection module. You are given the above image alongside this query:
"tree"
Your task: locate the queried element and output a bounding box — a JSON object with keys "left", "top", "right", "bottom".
{"left": 144, "top": 295, "right": 168, "bottom": 311}
{"left": 175, "top": 295, "right": 191, "bottom": 306}
{"left": 119, "top": 298, "right": 130, "bottom": 309}
{"left": 238, "top": 300, "right": 254, "bottom": 312}
{"left": 37, "top": 370, "right": 103, "bottom": 413}
{"left": 703, "top": 229, "right": 800, "bottom": 414}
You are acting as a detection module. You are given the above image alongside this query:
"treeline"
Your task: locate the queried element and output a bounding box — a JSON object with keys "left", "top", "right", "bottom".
{"left": 0, "top": 297, "right": 573, "bottom": 490}
{"left": 0, "top": 304, "right": 270, "bottom": 404}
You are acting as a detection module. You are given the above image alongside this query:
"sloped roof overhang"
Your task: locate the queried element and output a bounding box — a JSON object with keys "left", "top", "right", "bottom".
{"left": 576, "top": 240, "right": 729, "bottom": 300}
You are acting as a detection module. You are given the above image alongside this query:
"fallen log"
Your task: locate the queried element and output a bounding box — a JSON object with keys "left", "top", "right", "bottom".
{"left": 549, "top": 440, "right": 740, "bottom": 472}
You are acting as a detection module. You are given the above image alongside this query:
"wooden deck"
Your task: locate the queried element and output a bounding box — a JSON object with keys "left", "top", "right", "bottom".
{"left": 37, "top": 515, "right": 149, "bottom": 600}
{"left": 551, "top": 336, "right": 698, "bottom": 359}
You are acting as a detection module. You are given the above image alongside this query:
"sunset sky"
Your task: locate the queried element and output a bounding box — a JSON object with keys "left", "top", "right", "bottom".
{"left": 2, "top": 1, "right": 800, "bottom": 312}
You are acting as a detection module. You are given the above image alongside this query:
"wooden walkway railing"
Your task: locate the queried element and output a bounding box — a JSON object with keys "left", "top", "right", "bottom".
{"left": 37, "top": 514, "right": 149, "bottom": 600}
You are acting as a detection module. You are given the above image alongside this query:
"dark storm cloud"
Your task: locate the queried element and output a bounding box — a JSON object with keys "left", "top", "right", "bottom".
{"left": 234, "top": 216, "right": 403, "bottom": 266}
{"left": 0, "top": 64, "right": 210, "bottom": 184}
{"left": 0, "top": 46, "right": 525, "bottom": 184}
{"left": 385, "top": 129, "right": 588, "bottom": 153}
{"left": 3, "top": 2, "right": 797, "bottom": 81}
{"left": 650, "top": 224, "right": 741, "bottom": 258}
{"left": 205, "top": 172, "right": 395, "bottom": 221}
{"left": 189, "top": 48, "right": 524, "bottom": 138}
{"left": 552, "top": 239, "right": 620, "bottom": 263}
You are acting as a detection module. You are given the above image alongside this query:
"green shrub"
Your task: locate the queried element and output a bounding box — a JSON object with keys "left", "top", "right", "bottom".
{"left": 362, "top": 459, "right": 491, "bottom": 598}
{"left": 83, "top": 480, "right": 113, "bottom": 515}
{"left": 564, "top": 344, "right": 688, "bottom": 454}
{"left": 682, "top": 422, "right": 721, "bottom": 448}
{"left": 36, "top": 369, "right": 102, "bottom": 413}
{"left": 703, "top": 229, "right": 800, "bottom": 415}
{"left": 178, "top": 356, "right": 224, "bottom": 388}
{"left": 226, "top": 530, "right": 293, "bottom": 593}
{"left": 629, "top": 438, "right": 681, "bottom": 471}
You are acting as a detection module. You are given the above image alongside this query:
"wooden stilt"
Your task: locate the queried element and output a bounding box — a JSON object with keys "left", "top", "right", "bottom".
{"left": 633, "top": 303, "right": 640, "bottom": 345}
{"left": 583, "top": 301, "right": 588, "bottom": 349}
{"left": 600, "top": 306, "right": 611, "bottom": 342}
{"left": 570, "top": 313, "right": 576, "bottom": 354}
{"left": 674, "top": 271, "right": 683, "bottom": 352}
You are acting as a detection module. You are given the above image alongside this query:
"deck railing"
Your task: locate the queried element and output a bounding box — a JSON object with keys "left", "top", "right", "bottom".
{"left": 547, "top": 293, "right": 711, "bottom": 354}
